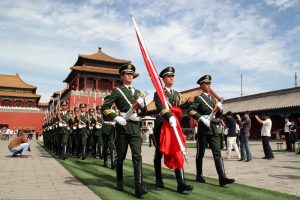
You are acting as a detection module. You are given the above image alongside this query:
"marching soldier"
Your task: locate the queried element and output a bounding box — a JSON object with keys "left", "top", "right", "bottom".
{"left": 101, "top": 63, "right": 148, "bottom": 197}
{"left": 188, "top": 75, "right": 235, "bottom": 187}
{"left": 72, "top": 107, "right": 79, "bottom": 156}
{"left": 76, "top": 103, "right": 88, "bottom": 160}
{"left": 92, "top": 106, "right": 103, "bottom": 158}
{"left": 153, "top": 66, "right": 193, "bottom": 193}
{"left": 86, "top": 108, "right": 95, "bottom": 156}
{"left": 56, "top": 101, "right": 69, "bottom": 160}
{"left": 66, "top": 109, "right": 76, "bottom": 156}
{"left": 101, "top": 103, "right": 116, "bottom": 169}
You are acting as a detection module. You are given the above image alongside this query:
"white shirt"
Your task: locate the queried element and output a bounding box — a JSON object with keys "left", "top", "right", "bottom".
{"left": 261, "top": 118, "right": 272, "bottom": 137}
{"left": 224, "top": 128, "right": 228, "bottom": 136}
{"left": 235, "top": 123, "right": 240, "bottom": 134}
{"left": 284, "top": 121, "right": 291, "bottom": 133}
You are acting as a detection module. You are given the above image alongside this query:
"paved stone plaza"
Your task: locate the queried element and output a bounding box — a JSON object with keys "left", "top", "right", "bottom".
{"left": 0, "top": 139, "right": 101, "bottom": 200}
{"left": 1, "top": 139, "right": 299, "bottom": 199}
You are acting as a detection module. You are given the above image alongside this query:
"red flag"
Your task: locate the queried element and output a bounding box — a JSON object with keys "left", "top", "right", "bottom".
{"left": 132, "top": 17, "right": 187, "bottom": 168}
{"left": 160, "top": 106, "right": 186, "bottom": 169}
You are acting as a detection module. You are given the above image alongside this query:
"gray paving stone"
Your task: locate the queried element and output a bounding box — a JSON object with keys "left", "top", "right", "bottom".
{"left": 0, "top": 140, "right": 101, "bottom": 200}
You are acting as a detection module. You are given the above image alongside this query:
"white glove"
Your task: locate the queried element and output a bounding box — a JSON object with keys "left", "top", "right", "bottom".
{"left": 169, "top": 116, "right": 177, "bottom": 127}
{"left": 216, "top": 102, "right": 223, "bottom": 111}
{"left": 137, "top": 97, "right": 145, "bottom": 108}
{"left": 114, "top": 116, "right": 127, "bottom": 126}
{"left": 199, "top": 116, "right": 210, "bottom": 127}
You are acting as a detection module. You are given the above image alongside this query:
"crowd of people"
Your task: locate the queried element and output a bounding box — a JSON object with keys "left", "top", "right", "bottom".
{"left": 1, "top": 128, "right": 18, "bottom": 140}
{"left": 214, "top": 112, "right": 300, "bottom": 162}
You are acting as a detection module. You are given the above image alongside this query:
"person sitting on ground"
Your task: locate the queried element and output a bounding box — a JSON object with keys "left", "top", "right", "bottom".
{"left": 8, "top": 130, "right": 30, "bottom": 158}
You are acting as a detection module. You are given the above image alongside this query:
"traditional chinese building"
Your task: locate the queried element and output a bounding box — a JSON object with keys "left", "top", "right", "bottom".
{"left": 147, "top": 86, "right": 300, "bottom": 139}
{"left": 54, "top": 47, "right": 137, "bottom": 110}
{"left": 0, "top": 73, "right": 46, "bottom": 131}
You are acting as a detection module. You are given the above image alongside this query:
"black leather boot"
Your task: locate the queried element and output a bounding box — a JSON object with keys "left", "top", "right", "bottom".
{"left": 215, "top": 157, "right": 235, "bottom": 187}
{"left": 110, "top": 150, "right": 116, "bottom": 169}
{"left": 103, "top": 158, "right": 108, "bottom": 167}
{"left": 62, "top": 145, "right": 68, "bottom": 160}
{"left": 134, "top": 162, "right": 148, "bottom": 197}
{"left": 196, "top": 157, "right": 205, "bottom": 183}
{"left": 154, "top": 152, "right": 164, "bottom": 188}
{"left": 81, "top": 145, "right": 86, "bottom": 160}
{"left": 175, "top": 168, "right": 193, "bottom": 193}
{"left": 116, "top": 162, "right": 123, "bottom": 191}
{"left": 98, "top": 144, "right": 103, "bottom": 159}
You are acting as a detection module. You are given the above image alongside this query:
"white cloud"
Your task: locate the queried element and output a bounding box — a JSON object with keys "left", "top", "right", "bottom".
{"left": 263, "top": 0, "right": 300, "bottom": 10}
{"left": 0, "top": 0, "right": 299, "bottom": 102}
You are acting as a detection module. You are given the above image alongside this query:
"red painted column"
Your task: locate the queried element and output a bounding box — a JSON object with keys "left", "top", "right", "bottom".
{"left": 98, "top": 79, "right": 101, "bottom": 91}
{"left": 95, "top": 79, "right": 98, "bottom": 91}
{"left": 76, "top": 77, "right": 79, "bottom": 90}
{"left": 112, "top": 80, "right": 115, "bottom": 89}
{"left": 83, "top": 78, "right": 87, "bottom": 91}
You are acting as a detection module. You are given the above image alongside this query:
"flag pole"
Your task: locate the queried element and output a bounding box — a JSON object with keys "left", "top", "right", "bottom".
{"left": 132, "top": 17, "right": 187, "bottom": 163}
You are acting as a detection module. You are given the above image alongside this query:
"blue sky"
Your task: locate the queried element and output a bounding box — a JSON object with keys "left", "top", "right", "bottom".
{"left": 0, "top": 0, "right": 299, "bottom": 103}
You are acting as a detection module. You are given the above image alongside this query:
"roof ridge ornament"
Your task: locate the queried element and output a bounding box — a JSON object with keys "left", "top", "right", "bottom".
{"left": 98, "top": 47, "right": 102, "bottom": 52}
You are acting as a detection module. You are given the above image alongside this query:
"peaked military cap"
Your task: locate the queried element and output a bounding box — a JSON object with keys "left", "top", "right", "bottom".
{"left": 79, "top": 103, "right": 87, "bottom": 108}
{"left": 119, "top": 63, "right": 136, "bottom": 74}
{"left": 73, "top": 107, "right": 79, "bottom": 111}
{"left": 197, "top": 74, "right": 212, "bottom": 84}
{"left": 96, "top": 105, "right": 101, "bottom": 110}
{"left": 88, "top": 108, "right": 94, "bottom": 112}
{"left": 60, "top": 100, "right": 68, "bottom": 106}
{"left": 159, "top": 66, "right": 175, "bottom": 78}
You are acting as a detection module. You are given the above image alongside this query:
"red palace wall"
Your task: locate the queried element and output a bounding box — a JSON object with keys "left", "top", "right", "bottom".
{"left": 0, "top": 111, "right": 44, "bottom": 132}
{"left": 65, "top": 94, "right": 105, "bottom": 110}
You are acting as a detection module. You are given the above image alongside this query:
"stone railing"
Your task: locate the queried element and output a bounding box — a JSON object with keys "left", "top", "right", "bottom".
{"left": 0, "top": 106, "right": 44, "bottom": 113}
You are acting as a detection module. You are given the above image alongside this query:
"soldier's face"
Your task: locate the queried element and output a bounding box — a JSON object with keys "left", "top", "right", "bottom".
{"left": 61, "top": 105, "right": 67, "bottom": 111}
{"left": 200, "top": 82, "right": 211, "bottom": 93}
{"left": 163, "top": 75, "right": 174, "bottom": 87}
{"left": 121, "top": 73, "right": 133, "bottom": 84}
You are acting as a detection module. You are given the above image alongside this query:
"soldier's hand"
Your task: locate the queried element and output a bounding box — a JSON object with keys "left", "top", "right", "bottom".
{"left": 216, "top": 102, "right": 223, "bottom": 111}
{"left": 137, "top": 97, "right": 145, "bottom": 108}
{"left": 200, "top": 116, "right": 210, "bottom": 128}
{"left": 169, "top": 116, "right": 177, "bottom": 127}
{"left": 114, "top": 116, "right": 127, "bottom": 126}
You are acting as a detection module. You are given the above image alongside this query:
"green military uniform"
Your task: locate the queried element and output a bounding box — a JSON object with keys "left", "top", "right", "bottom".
{"left": 76, "top": 103, "right": 88, "bottom": 160}
{"left": 52, "top": 113, "right": 59, "bottom": 156}
{"left": 101, "top": 63, "right": 147, "bottom": 197}
{"left": 86, "top": 109, "right": 95, "bottom": 156}
{"left": 100, "top": 104, "right": 116, "bottom": 169}
{"left": 188, "top": 75, "right": 235, "bottom": 187}
{"left": 66, "top": 110, "right": 76, "bottom": 155}
{"left": 89, "top": 108, "right": 102, "bottom": 158}
{"left": 153, "top": 66, "right": 193, "bottom": 193}
{"left": 57, "top": 101, "right": 70, "bottom": 160}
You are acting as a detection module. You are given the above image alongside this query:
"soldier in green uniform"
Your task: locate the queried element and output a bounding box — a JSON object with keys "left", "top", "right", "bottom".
{"left": 188, "top": 75, "right": 235, "bottom": 187}
{"left": 72, "top": 107, "right": 79, "bottom": 156}
{"left": 76, "top": 103, "right": 88, "bottom": 160}
{"left": 66, "top": 109, "right": 76, "bottom": 156}
{"left": 53, "top": 110, "right": 59, "bottom": 156}
{"left": 56, "top": 101, "right": 70, "bottom": 160}
{"left": 101, "top": 63, "right": 148, "bottom": 197}
{"left": 88, "top": 107, "right": 100, "bottom": 158}
{"left": 86, "top": 108, "right": 95, "bottom": 156}
{"left": 101, "top": 103, "right": 116, "bottom": 169}
{"left": 153, "top": 66, "right": 193, "bottom": 193}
